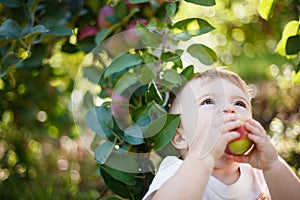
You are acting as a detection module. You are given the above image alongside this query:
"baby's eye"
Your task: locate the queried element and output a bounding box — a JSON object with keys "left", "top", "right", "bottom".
{"left": 235, "top": 100, "right": 246, "bottom": 108}
{"left": 201, "top": 98, "right": 215, "bottom": 105}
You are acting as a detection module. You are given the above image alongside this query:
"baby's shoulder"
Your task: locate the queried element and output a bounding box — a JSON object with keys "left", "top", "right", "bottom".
{"left": 157, "top": 156, "right": 183, "bottom": 172}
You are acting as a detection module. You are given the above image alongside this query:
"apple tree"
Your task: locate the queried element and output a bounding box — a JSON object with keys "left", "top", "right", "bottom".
{"left": 0, "top": 0, "right": 217, "bottom": 199}
{"left": 1, "top": 0, "right": 299, "bottom": 199}
{"left": 73, "top": 0, "right": 218, "bottom": 199}
{"left": 258, "top": 0, "right": 300, "bottom": 84}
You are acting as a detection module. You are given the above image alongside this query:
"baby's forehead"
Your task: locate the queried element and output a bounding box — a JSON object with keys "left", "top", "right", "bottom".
{"left": 188, "top": 75, "right": 248, "bottom": 94}
{"left": 169, "top": 76, "right": 249, "bottom": 114}
{"left": 183, "top": 76, "right": 237, "bottom": 91}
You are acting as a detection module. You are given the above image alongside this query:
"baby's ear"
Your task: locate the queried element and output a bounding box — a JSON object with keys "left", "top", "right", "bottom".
{"left": 172, "top": 128, "right": 189, "bottom": 150}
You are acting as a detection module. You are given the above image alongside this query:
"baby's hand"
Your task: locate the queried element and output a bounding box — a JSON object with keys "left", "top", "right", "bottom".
{"left": 232, "top": 118, "right": 278, "bottom": 170}
{"left": 189, "top": 113, "right": 241, "bottom": 160}
{"left": 206, "top": 113, "right": 242, "bottom": 159}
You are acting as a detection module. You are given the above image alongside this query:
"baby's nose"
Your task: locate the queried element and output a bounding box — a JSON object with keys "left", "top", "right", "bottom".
{"left": 223, "top": 107, "right": 236, "bottom": 114}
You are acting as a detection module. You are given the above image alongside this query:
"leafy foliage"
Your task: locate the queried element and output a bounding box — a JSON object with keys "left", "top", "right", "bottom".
{"left": 258, "top": 0, "right": 300, "bottom": 84}
{"left": 71, "top": 0, "right": 220, "bottom": 198}
{"left": 258, "top": 0, "right": 277, "bottom": 20}
{"left": 1, "top": 0, "right": 300, "bottom": 199}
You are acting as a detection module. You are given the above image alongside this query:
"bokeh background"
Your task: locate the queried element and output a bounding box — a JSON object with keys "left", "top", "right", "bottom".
{"left": 0, "top": 0, "right": 299, "bottom": 199}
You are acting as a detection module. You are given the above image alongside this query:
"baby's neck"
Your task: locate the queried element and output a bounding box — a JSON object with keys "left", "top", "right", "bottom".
{"left": 212, "top": 164, "right": 240, "bottom": 185}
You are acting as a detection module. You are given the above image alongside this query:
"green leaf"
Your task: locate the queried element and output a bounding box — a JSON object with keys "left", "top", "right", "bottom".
{"left": 184, "top": 0, "right": 215, "bottom": 6}
{"left": 161, "top": 51, "right": 183, "bottom": 68}
{"left": 83, "top": 66, "right": 103, "bottom": 84}
{"left": 100, "top": 167, "right": 133, "bottom": 199}
{"left": 145, "top": 81, "right": 163, "bottom": 104}
{"left": 83, "top": 91, "right": 94, "bottom": 109}
{"left": 94, "top": 141, "right": 115, "bottom": 164}
{"left": 166, "top": 2, "right": 177, "bottom": 19}
{"left": 286, "top": 35, "right": 300, "bottom": 55}
{"left": 149, "top": 103, "right": 166, "bottom": 121}
{"left": 258, "top": 0, "right": 277, "bottom": 20}
{"left": 276, "top": 20, "right": 299, "bottom": 57}
{"left": 41, "top": 26, "right": 72, "bottom": 41}
{"left": 156, "top": 142, "right": 178, "bottom": 158}
{"left": 24, "top": 25, "right": 49, "bottom": 44}
{"left": 106, "top": 15, "right": 118, "bottom": 24}
{"left": 115, "top": 0, "right": 127, "bottom": 21}
{"left": 0, "top": 0, "right": 22, "bottom": 8}
{"left": 0, "top": 19, "right": 21, "bottom": 39}
{"left": 175, "top": 49, "right": 184, "bottom": 56}
{"left": 161, "top": 51, "right": 179, "bottom": 62}
{"left": 95, "top": 22, "right": 123, "bottom": 45}
{"left": 16, "top": 44, "right": 47, "bottom": 70}
{"left": 150, "top": 114, "right": 180, "bottom": 151}
{"left": 181, "top": 65, "right": 195, "bottom": 81}
{"left": 77, "top": 36, "right": 96, "bottom": 53}
{"left": 292, "top": 70, "right": 300, "bottom": 84}
{"left": 48, "top": 26, "right": 73, "bottom": 36}
{"left": 105, "top": 197, "right": 123, "bottom": 200}
{"left": 104, "top": 53, "right": 142, "bottom": 78}
{"left": 104, "top": 151, "right": 140, "bottom": 173}
{"left": 296, "top": 63, "right": 300, "bottom": 73}
{"left": 85, "top": 106, "right": 114, "bottom": 137}
{"left": 100, "top": 164, "right": 137, "bottom": 185}
{"left": 139, "top": 66, "right": 156, "bottom": 85}
{"left": 100, "top": 164, "right": 147, "bottom": 199}
{"left": 144, "top": 114, "right": 167, "bottom": 139}
{"left": 161, "top": 69, "right": 183, "bottom": 87}
{"left": 95, "top": 28, "right": 109, "bottom": 44}
{"left": 28, "top": 0, "right": 40, "bottom": 13}
{"left": 66, "top": 0, "right": 84, "bottom": 15}
{"left": 187, "top": 43, "right": 217, "bottom": 65}
{"left": 0, "top": 54, "right": 22, "bottom": 77}
{"left": 132, "top": 105, "right": 151, "bottom": 126}
{"left": 135, "top": 23, "right": 162, "bottom": 47}
{"left": 124, "top": 125, "right": 144, "bottom": 145}
{"left": 130, "top": 0, "right": 149, "bottom": 3}
{"left": 114, "top": 73, "right": 139, "bottom": 95}
{"left": 172, "top": 18, "right": 215, "bottom": 40}
{"left": 28, "top": 24, "right": 49, "bottom": 34}
{"left": 142, "top": 52, "right": 157, "bottom": 64}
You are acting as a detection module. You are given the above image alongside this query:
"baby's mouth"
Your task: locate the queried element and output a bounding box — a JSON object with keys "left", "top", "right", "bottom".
{"left": 222, "top": 153, "right": 235, "bottom": 163}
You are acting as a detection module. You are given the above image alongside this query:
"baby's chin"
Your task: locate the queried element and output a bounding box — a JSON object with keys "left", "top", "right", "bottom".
{"left": 214, "top": 154, "right": 237, "bottom": 168}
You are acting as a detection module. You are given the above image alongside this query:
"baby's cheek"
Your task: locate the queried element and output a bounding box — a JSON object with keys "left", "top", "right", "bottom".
{"left": 234, "top": 106, "right": 251, "bottom": 118}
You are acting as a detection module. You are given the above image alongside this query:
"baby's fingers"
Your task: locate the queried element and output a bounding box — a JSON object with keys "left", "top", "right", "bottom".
{"left": 222, "top": 120, "right": 242, "bottom": 133}
{"left": 247, "top": 133, "right": 269, "bottom": 148}
{"left": 245, "top": 118, "right": 267, "bottom": 138}
{"left": 221, "top": 131, "right": 241, "bottom": 144}
{"left": 216, "top": 131, "right": 240, "bottom": 155}
{"left": 212, "top": 131, "right": 240, "bottom": 158}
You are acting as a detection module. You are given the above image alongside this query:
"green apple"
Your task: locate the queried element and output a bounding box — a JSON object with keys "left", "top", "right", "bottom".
{"left": 225, "top": 125, "right": 253, "bottom": 156}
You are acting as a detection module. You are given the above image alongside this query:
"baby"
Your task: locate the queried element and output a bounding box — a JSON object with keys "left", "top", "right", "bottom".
{"left": 143, "top": 68, "right": 300, "bottom": 200}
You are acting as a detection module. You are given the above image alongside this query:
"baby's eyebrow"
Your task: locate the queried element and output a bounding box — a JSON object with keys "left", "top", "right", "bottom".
{"left": 195, "top": 93, "right": 216, "bottom": 103}
{"left": 232, "top": 95, "right": 250, "bottom": 103}
{"left": 194, "top": 93, "right": 251, "bottom": 104}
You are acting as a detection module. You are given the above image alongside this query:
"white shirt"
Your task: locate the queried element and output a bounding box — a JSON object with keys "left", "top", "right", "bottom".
{"left": 143, "top": 156, "right": 270, "bottom": 200}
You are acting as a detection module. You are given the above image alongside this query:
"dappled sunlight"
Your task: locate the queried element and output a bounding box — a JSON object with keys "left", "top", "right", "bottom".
{"left": 36, "top": 110, "right": 48, "bottom": 122}
{"left": 0, "top": 0, "right": 299, "bottom": 199}
{"left": 57, "top": 159, "right": 69, "bottom": 171}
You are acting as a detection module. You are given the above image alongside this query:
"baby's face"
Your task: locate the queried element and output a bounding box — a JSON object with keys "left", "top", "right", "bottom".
{"left": 175, "top": 77, "right": 251, "bottom": 153}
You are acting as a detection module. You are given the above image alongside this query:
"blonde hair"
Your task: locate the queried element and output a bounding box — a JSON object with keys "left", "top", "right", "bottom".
{"left": 192, "top": 68, "right": 250, "bottom": 98}
{"left": 169, "top": 68, "right": 252, "bottom": 114}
